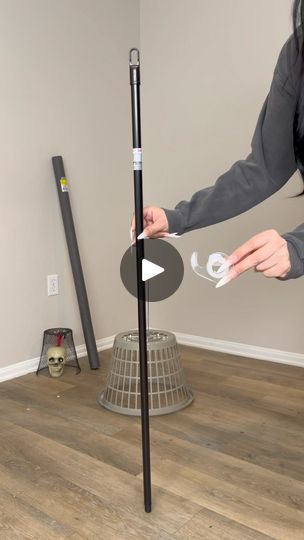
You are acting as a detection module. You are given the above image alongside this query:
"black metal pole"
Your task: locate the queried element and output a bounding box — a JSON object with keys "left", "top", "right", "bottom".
{"left": 52, "top": 156, "right": 100, "bottom": 370}
{"left": 129, "top": 48, "right": 152, "bottom": 513}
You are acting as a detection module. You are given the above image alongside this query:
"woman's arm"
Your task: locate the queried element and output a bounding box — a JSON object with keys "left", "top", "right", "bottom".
{"left": 164, "top": 37, "right": 299, "bottom": 235}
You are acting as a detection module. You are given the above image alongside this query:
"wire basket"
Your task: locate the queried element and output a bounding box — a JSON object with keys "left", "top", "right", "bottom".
{"left": 98, "top": 330, "right": 193, "bottom": 416}
{"left": 37, "top": 328, "right": 80, "bottom": 375}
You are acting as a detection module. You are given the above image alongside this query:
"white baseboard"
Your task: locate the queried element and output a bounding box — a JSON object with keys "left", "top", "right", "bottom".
{"left": 0, "top": 335, "right": 115, "bottom": 384}
{"left": 1, "top": 331, "right": 303, "bottom": 384}
{"left": 175, "top": 332, "right": 304, "bottom": 368}
{"left": 0, "top": 357, "right": 41, "bottom": 384}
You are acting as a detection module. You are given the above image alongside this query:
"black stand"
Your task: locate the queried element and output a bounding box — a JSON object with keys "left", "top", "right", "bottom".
{"left": 129, "top": 49, "right": 152, "bottom": 513}
{"left": 52, "top": 156, "right": 100, "bottom": 370}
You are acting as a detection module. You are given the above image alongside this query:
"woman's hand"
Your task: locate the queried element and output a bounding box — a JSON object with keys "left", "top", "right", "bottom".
{"left": 130, "top": 206, "right": 169, "bottom": 243}
{"left": 216, "top": 229, "right": 291, "bottom": 288}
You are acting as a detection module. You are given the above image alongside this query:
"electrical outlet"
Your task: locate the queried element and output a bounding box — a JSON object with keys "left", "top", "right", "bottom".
{"left": 47, "top": 274, "right": 59, "bottom": 296}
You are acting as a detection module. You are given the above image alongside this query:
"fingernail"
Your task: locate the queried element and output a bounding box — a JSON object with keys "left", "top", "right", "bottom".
{"left": 217, "top": 261, "right": 231, "bottom": 273}
{"left": 219, "top": 255, "right": 238, "bottom": 272}
{"left": 130, "top": 227, "right": 134, "bottom": 243}
{"left": 216, "top": 274, "right": 233, "bottom": 289}
{"left": 137, "top": 232, "right": 147, "bottom": 240}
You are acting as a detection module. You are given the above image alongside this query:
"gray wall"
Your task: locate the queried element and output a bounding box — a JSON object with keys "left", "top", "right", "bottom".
{"left": 140, "top": 0, "right": 304, "bottom": 353}
{"left": 0, "top": 0, "right": 139, "bottom": 368}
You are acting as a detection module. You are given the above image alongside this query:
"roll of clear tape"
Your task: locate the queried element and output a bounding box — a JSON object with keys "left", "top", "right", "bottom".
{"left": 191, "top": 252, "right": 230, "bottom": 284}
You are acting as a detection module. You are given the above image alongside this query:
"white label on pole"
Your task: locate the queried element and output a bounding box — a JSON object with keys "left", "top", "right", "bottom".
{"left": 133, "top": 148, "right": 142, "bottom": 171}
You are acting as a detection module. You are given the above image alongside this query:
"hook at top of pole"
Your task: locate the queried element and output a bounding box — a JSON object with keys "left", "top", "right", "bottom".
{"left": 129, "top": 48, "right": 140, "bottom": 86}
{"left": 129, "top": 48, "right": 140, "bottom": 66}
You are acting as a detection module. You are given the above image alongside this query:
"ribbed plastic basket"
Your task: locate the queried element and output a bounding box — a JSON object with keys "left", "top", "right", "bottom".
{"left": 98, "top": 330, "right": 193, "bottom": 416}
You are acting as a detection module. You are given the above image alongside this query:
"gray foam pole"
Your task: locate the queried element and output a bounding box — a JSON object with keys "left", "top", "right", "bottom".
{"left": 52, "top": 155, "right": 100, "bottom": 370}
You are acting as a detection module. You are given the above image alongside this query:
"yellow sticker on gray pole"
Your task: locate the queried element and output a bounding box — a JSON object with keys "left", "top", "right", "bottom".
{"left": 133, "top": 148, "right": 142, "bottom": 171}
{"left": 60, "top": 177, "right": 69, "bottom": 192}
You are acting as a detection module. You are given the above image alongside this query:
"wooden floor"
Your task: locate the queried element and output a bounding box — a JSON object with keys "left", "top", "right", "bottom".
{"left": 1, "top": 347, "right": 304, "bottom": 539}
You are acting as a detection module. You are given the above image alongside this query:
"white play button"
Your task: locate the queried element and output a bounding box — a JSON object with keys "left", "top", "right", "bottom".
{"left": 142, "top": 258, "right": 165, "bottom": 282}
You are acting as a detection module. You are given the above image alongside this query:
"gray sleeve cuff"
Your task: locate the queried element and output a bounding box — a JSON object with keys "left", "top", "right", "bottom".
{"left": 278, "top": 234, "right": 304, "bottom": 280}
{"left": 162, "top": 208, "right": 186, "bottom": 235}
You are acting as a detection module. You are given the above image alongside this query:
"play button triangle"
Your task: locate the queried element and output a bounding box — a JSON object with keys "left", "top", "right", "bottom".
{"left": 142, "top": 259, "right": 165, "bottom": 282}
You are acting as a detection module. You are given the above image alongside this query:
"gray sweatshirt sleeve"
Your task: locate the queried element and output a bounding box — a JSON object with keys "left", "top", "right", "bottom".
{"left": 163, "top": 36, "right": 304, "bottom": 279}
{"left": 281, "top": 228, "right": 304, "bottom": 279}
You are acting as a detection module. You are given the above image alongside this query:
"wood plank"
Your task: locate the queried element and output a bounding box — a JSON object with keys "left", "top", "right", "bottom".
{"left": 180, "top": 346, "right": 304, "bottom": 390}
{"left": 218, "top": 375, "right": 304, "bottom": 418}
{"left": 14, "top": 372, "right": 75, "bottom": 394}
{"left": 0, "top": 484, "right": 70, "bottom": 539}
{"left": 224, "top": 375, "right": 304, "bottom": 400}
{"left": 174, "top": 506, "right": 274, "bottom": 540}
{"left": 180, "top": 345, "right": 304, "bottom": 379}
{"left": 222, "top": 431, "right": 304, "bottom": 482}
{"left": 3, "top": 401, "right": 143, "bottom": 476}
{"left": 0, "top": 464, "right": 157, "bottom": 540}
{"left": 0, "top": 382, "right": 131, "bottom": 436}
{"left": 1, "top": 345, "right": 304, "bottom": 538}
{"left": 147, "top": 459, "right": 304, "bottom": 540}
{"left": 0, "top": 424, "right": 200, "bottom": 536}
{"left": 113, "top": 424, "right": 304, "bottom": 512}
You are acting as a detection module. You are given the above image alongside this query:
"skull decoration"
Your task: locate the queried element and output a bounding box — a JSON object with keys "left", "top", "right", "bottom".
{"left": 47, "top": 346, "right": 66, "bottom": 378}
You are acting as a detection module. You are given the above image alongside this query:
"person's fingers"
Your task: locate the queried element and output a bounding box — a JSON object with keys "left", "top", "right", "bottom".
{"left": 146, "top": 231, "right": 170, "bottom": 239}
{"left": 148, "top": 232, "right": 171, "bottom": 239}
{"left": 143, "top": 220, "right": 167, "bottom": 238}
{"left": 256, "top": 243, "right": 290, "bottom": 275}
{"left": 226, "top": 230, "right": 271, "bottom": 267}
{"left": 263, "top": 264, "right": 287, "bottom": 278}
{"left": 130, "top": 206, "right": 169, "bottom": 239}
{"left": 255, "top": 253, "right": 278, "bottom": 272}
{"left": 130, "top": 228, "right": 134, "bottom": 244}
{"left": 220, "top": 230, "right": 285, "bottom": 274}
{"left": 130, "top": 208, "right": 152, "bottom": 233}
{"left": 217, "top": 231, "right": 290, "bottom": 287}
{"left": 231, "top": 242, "right": 278, "bottom": 277}
{"left": 256, "top": 247, "right": 286, "bottom": 272}
{"left": 217, "top": 258, "right": 284, "bottom": 288}
{"left": 142, "top": 208, "right": 168, "bottom": 238}
{"left": 131, "top": 231, "right": 170, "bottom": 245}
